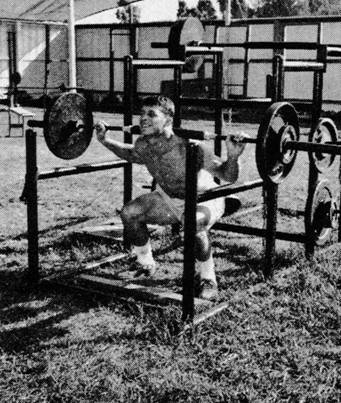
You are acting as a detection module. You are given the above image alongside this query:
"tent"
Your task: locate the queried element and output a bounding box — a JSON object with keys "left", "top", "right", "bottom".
{"left": 0, "top": 0, "right": 143, "bottom": 22}
{"left": 0, "top": 0, "right": 144, "bottom": 89}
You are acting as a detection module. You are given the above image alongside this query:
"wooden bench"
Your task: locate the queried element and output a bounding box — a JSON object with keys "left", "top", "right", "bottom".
{"left": 0, "top": 104, "right": 35, "bottom": 137}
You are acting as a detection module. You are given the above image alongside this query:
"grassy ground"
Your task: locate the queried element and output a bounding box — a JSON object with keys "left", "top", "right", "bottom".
{"left": 0, "top": 108, "right": 341, "bottom": 402}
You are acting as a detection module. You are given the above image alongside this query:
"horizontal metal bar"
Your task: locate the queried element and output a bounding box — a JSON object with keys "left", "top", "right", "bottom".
{"left": 152, "top": 41, "right": 325, "bottom": 50}
{"left": 28, "top": 119, "right": 44, "bottom": 128}
{"left": 77, "top": 57, "right": 124, "bottom": 62}
{"left": 285, "top": 140, "right": 341, "bottom": 155}
{"left": 202, "top": 41, "right": 324, "bottom": 50}
{"left": 180, "top": 96, "right": 272, "bottom": 108}
{"left": 327, "top": 46, "right": 341, "bottom": 57}
{"left": 38, "top": 160, "right": 129, "bottom": 180}
{"left": 198, "top": 179, "right": 263, "bottom": 203}
{"left": 132, "top": 59, "right": 184, "bottom": 68}
{"left": 212, "top": 222, "right": 306, "bottom": 243}
{"left": 283, "top": 61, "right": 325, "bottom": 71}
{"left": 185, "top": 46, "right": 224, "bottom": 54}
{"left": 151, "top": 42, "right": 168, "bottom": 48}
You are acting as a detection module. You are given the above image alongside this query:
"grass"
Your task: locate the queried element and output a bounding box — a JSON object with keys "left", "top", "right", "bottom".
{"left": 0, "top": 108, "right": 341, "bottom": 402}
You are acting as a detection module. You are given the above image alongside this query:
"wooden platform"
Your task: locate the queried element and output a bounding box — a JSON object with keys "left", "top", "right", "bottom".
{"left": 72, "top": 223, "right": 161, "bottom": 241}
{"left": 42, "top": 272, "right": 211, "bottom": 308}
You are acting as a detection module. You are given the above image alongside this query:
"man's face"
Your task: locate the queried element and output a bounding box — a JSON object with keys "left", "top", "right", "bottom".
{"left": 140, "top": 106, "right": 171, "bottom": 136}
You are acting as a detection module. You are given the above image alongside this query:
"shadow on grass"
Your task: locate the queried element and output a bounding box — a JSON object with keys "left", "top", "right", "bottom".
{"left": 0, "top": 268, "right": 107, "bottom": 354}
{"left": 212, "top": 240, "right": 301, "bottom": 279}
{"left": 0, "top": 230, "right": 303, "bottom": 353}
{"left": 10, "top": 215, "right": 93, "bottom": 242}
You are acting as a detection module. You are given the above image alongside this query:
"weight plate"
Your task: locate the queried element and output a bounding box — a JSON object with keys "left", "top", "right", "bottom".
{"left": 309, "top": 118, "right": 338, "bottom": 173}
{"left": 44, "top": 92, "right": 93, "bottom": 160}
{"left": 305, "top": 179, "right": 335, "bottom": 246}
{"left": 168, "top": 17, "right": 204, "bottom": 73}
{"left": 256, "top": 102, "right": 300, "bottom": 184}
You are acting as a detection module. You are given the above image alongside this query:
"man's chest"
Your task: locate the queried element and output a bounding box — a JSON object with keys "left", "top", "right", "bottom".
{"left": 135, "top": 137, "right": 186, "bottom": 172}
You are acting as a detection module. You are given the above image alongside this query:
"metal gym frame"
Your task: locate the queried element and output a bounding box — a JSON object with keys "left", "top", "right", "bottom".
{"left": 180, "top": 43, "right": 341, "bottom": 322}
{"left": 24, "top": 58, "right": 136, "bottom": 284}
{"left": 24, "top": 55, "right": 217, "bottom": 314}
{"left": 22, "top": 43, "right": 341, "bottom": 325}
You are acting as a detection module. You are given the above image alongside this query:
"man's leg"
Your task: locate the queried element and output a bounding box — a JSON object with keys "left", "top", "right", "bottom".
{"left": 120, "top": 192, "right": 179, "bottom": 275}
{"left": 195, "top": 206, "right": 218, "bottom": 299}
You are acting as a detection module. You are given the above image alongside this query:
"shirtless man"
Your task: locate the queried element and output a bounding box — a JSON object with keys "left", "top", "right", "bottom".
{"left": 95, "top": 95, "right": 246, "bottom": 299}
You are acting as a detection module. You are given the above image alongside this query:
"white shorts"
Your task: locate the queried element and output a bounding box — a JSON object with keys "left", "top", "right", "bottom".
{"left": 155, "top": 170, "right": 225, "bottom": 230}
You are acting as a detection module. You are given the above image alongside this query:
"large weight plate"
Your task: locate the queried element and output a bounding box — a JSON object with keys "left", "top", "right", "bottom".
{"left": 309, "top": 118, "right": 338, "bottom": 173}
{"left": 305, "top": 179, "right": 336, "bottom": 246}
{"left": 256, "top": 102, "right": 299, "bottom": 184}
{"left": 44, "top": 92, "right": 93, "bottom": 160}
{"left": 168, "top": 17, "right": 204, "bottom": 73}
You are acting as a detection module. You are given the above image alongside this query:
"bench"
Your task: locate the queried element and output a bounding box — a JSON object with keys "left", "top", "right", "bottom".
{"left": 0, "top": 104, "right": 35, "bottom": 137}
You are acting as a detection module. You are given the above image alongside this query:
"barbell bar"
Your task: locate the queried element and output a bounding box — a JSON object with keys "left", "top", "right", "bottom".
{"left": 26, "top": 91, "right": 236, "bottom": 160}
{"left": 27, "top": 92, "right": 339, "bottom": 184}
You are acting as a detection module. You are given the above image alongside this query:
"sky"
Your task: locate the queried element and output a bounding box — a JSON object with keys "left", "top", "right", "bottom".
{"left": 77, "top": 0, "right": 223, "bottom": 24}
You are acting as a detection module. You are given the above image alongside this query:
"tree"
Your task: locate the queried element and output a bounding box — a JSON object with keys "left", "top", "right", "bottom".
{"left": 116, "top": 0, "right": 141, "bottom": 23}
{"left": 217, "top": 0, "right": 254, "bottom": 19}
{"left": 253, "top": 0, "right": 341, "bottom": 17}
{"left": 304, "top": 0, "right": 341, "bottom": 15}
{"left": 177, "top": 0, "right": 217, "bottom": 20}
{"left": 254, "top": 0, "right": 305, "bottom": 17}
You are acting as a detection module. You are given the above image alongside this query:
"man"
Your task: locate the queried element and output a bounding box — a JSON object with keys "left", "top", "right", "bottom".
{"left": 95, "top": 95, "right": 246, "bottom": 299}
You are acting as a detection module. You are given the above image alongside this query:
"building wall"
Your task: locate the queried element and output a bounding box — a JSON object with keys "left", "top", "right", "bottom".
{"left": 0, "top": 16, "right": 340, "bottom": 111}
{"left": 76, "top": 16, "right": 341, "bottom": 111}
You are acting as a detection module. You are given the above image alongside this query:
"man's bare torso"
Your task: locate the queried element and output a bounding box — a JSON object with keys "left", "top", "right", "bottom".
{"left": 135, "top": 133, "right": 188, "bottom": 198}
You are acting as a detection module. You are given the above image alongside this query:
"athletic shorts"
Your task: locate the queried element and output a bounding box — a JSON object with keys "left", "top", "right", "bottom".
{"left": 155, "top": 170, "right": 225, "bottom": 230}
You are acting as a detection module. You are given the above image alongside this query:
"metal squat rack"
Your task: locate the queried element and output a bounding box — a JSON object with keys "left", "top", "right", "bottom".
{"left": 180, "top": 42, "right": 341, "bottom": 322}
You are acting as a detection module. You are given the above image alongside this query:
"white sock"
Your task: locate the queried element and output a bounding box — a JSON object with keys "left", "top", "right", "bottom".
{"left": 133, "top": 240, "right": 156, "bottom": 267}
{"left": 196, "top": 255, "right": 217, "bottom": 283}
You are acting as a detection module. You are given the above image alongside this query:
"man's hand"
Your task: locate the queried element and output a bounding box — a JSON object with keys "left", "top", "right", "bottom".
{"left": 225, "top": 132, "right": 249, "bottom": 159}
{"left": 94, "top": 121, "right": 108, "bottom": 143}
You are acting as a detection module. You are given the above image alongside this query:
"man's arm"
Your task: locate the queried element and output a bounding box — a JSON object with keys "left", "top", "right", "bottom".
{"left": 95, "top": 121, "right": 143, "bottom": 163}
{"left": 200, "top": 133, "right": 247, "bottom": 183}
{"left": 212, "top": 155, "right": 240, "bottom": 183}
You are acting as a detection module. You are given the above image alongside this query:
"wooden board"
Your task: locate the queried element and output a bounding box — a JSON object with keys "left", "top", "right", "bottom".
{"left": 46, "top": 273, "right": 211, "bottom": 308}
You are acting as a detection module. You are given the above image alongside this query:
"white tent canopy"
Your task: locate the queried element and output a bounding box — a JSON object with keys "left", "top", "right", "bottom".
{"left": 0, "top": 0, "right": 143, "bottom": 22}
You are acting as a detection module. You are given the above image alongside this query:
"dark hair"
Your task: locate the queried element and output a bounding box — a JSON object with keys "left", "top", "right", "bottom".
{"left": 141, "top": 95, "right": 175, "bottom": 118}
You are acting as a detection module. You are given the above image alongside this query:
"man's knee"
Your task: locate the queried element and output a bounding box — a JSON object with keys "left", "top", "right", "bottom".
{"left": 195, "top": 231, "right": 211, "bottom": 261}
{"left": 120, "top": 200, "right": 144, "bottom": 223}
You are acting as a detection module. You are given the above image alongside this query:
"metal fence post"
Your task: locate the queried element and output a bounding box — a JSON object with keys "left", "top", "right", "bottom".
{"left": 123, "top": 55, "right": 134, "bottom": 249}
{"left": 182, "top": 141, "right": 198, "bottom": 322}
{"left": 26, "top": 129, "right": 39, "bottom": 283}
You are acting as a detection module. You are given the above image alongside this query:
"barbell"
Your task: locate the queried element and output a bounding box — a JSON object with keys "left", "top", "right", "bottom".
{"left": 239, "top": 102, "right": 339, "bottom": 184}
{"left": 28, "top": 93, "right": 339, "bottom": 184}
{"left": 305, "top": 178, "right": 338, "bottom": 246}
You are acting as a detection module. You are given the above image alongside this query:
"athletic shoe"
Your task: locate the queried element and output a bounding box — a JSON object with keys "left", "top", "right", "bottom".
{"left": 224, "top": 196, "right": 241, "bottom": 216}
{"left": 197, "top": 278, "right": 218, "bottom": 300}
{"left": 129, "top": 260, "right": 157, "bottom": 278}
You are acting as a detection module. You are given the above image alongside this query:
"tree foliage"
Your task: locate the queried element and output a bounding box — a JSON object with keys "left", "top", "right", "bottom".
{"left": 303, "top": 0, "right": 341, "bottom": 15}
{"left": 219, "top": 0, "right": 341, "bottom": 18}
{"left": 177, "top": 0, "right": 217, "bottom": 20}
{"left": 253, "top": 0, "right": 341, "bottom": 17}
{"left": 216, "top": 0, "right": 254, "bottom": 19}
{"left": 254, "top": 0, "right": 304, "bottom": 17}
{"left": 116, "top": 0, "right": 141, "bottom": 23}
